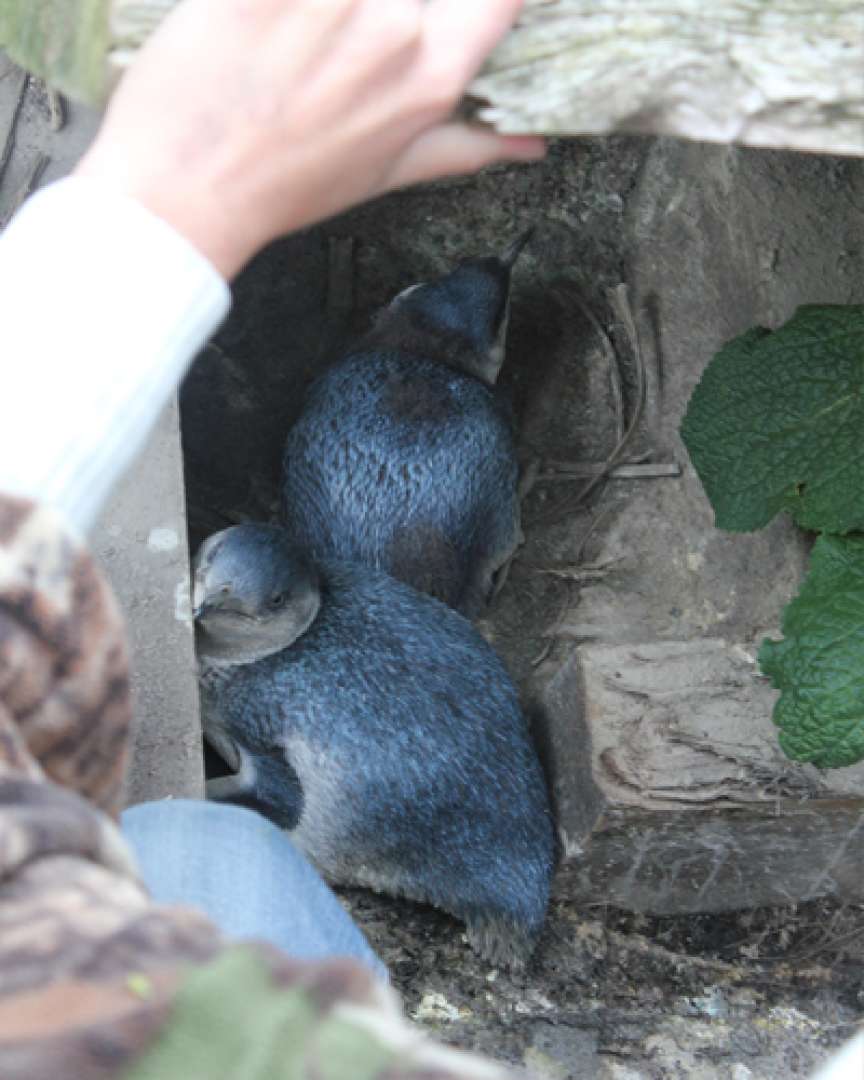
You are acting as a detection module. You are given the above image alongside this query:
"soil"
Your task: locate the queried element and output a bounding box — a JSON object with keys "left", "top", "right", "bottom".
{"left": 341, "top": 888, "right": 864, "bottom": 1079}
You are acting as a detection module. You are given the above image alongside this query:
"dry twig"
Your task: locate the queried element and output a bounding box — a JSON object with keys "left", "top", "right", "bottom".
{"left": 572, "top": 292, "right": 625, "bottom": 442}
{"left": 537, "top": 461, "right": 680, "bottom": 482}
{"left": 535, "top": 284, "right": 647, "bottom": 525}
{"left": 46, "top": 86, "right": 66, "bottom": 132}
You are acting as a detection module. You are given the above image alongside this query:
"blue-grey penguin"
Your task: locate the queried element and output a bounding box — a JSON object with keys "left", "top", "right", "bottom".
{"left": 281, "top": 233, "right": 531, "bottom": 620}
{"left": 193, "top": 523, "right": 554, "bottom": 965}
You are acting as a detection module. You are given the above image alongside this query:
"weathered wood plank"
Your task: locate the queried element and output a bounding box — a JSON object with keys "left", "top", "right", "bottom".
{"left": 473, "top": 0, "right": 864, "bottom": 154}
{"left": 556, "top": 798, "right": 864, "bottom": 914}
{"left": 540, "top": 643, "right": 864, "bottom": 913}
{"left": 1, "top": 0, "right": 862, "bottom": 154}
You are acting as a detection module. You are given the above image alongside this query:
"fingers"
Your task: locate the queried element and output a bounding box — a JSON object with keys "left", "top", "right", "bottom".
{"left": 423, "top": 0, "right": 525, "bottom": 86}
{"left": 385, "top": 122, "right": 545, "bottom": 190}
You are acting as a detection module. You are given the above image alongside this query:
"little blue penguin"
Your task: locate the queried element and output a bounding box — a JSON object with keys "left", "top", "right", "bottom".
{"left": 281, "top": 232, "right": 531, "bottom": 620}
{"left": 193, "top": 522, "right": 555, "bottom": 965}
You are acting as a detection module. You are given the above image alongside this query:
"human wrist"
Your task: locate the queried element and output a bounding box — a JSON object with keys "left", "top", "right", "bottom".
{"left": 0, "top": 175, "right": 229, "bottom": 531}
{"left": 74, "top": 146, "right": 258, "bottom": 280}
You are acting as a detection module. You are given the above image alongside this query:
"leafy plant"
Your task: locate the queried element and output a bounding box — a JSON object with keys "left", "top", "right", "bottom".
{"left": 759, "top": 534, "right": 864, "bottom": 768}
{"left": 681, "top": 304, "right": 864, "bottom": 768}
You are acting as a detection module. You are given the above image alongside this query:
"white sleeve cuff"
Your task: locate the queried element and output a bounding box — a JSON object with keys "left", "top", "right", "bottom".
{"left": 0, "top": 176, "right": 230, "bottom": 533}
{"left": 810, "top": 1032, "right": 864, "bottom": 1080}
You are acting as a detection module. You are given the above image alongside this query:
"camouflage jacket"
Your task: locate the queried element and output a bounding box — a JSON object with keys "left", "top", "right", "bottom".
{"left": 0, "top": 495, "right": 513, "bottom": 1080}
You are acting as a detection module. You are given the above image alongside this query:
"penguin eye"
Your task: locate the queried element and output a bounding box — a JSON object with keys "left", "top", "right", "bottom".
{"left": 269, "top": 592, "right": 287, "bottom": 610}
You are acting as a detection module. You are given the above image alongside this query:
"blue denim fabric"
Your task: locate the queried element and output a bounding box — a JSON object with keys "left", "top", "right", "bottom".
{"left": 121, "top": 799, "right": 386, "bottom": 980}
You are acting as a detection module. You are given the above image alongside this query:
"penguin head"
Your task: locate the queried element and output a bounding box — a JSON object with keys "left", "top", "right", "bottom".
{"left": 192, "top": 525, "right": 321, "bottom": 664}
{"left": 376, "top": 229, "right": 532, "bottom": 386}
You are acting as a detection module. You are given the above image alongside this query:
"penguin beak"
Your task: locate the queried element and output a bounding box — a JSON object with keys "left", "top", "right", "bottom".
{"left": 500, "top": 227, "right": 535, "bottom": 269}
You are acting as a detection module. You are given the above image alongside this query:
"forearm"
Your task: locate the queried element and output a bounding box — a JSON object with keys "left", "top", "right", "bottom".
{"left": 0, "top": 177, "right": 229, "bottom": 533}
{"left": 0, "top": 0, "right": 541, "bottom": 533}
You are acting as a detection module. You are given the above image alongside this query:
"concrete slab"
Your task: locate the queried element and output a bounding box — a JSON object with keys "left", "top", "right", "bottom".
{"left": 93, "top": 398, "right": 202, "bottom": 804}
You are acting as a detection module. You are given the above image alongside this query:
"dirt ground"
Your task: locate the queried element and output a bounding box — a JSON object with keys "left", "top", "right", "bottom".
{"left": 342, "top": 889, "right": 864, "bottom": 1079}
{"left": 180, "top": 135, "right": 864, "bottom": 1077}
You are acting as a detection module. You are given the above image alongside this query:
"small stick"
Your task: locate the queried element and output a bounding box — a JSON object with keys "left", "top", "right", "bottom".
{"left": 47, "top": 87, "right": 66, "bottom": 132}
{"left": 575, "top": 504, "right": 617, "bottom": 564}
{"left": 517, "top": 453, "right": 541, "bottom": 500}
{"left": 573, "top": 293, "right": 625, "bottom": 443}
{"left": 529, "top": 504, "right": 617, "bottom": 667}
{"left": 543, "top": 449, "right": 653, "bottom": 470}
{"left": 531, "top": 580, "right": 573, "bottom": 667}
{"left": 531, "top": 564, "right": 615, "bottom": 583}
{"left": 530, "top": 637, "right": 555, "bottom": 668}
{"left": 535, "top": 284, "right": 647, "bottom": 526}
{"left": 572, "top": 282, "right": 646, "bottom": 505}
{"left": 537, "top": 462, "right": 680, "bottom": 481}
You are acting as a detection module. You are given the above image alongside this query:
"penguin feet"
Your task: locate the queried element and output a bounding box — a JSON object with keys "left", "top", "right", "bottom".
{"left": 205, "top": 747, "right": 304, "bottom": 831}
{"left": 465, "top": 915, "right": 540, "bottom": 969}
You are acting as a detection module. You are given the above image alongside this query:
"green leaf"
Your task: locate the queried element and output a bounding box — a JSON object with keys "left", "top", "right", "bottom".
{"left": 759, "top": 534, "right": 864, "bottom": 768}
{"left": 680, "top": 305, "right": 864, "bottom": 534}
{"left": 0, "top": 0, "right": 110, "bottom": 104}
{"left": 126, "top": 948, "right": 314, "bottom": 1080}
{"left": 125, "top": 947, "right": 395, "bottom": 1080}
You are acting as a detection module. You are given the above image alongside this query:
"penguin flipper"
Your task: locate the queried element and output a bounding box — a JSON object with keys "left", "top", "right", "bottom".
{"left": 206, "top": 746, "right": 304, "bottom": 831}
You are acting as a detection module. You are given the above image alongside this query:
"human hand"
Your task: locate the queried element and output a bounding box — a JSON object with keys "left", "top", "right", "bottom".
{"left": 75, "top": 0, "right": 545, "bottom": 278}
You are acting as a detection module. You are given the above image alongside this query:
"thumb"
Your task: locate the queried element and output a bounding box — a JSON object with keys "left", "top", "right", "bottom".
{"left": 384, "top": 123, "right": 545, "bottom": 190}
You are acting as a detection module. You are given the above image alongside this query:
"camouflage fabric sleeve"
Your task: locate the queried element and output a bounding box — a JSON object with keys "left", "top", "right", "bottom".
{"left": 0, "top": 495, "right": 517, "bottom": 1080}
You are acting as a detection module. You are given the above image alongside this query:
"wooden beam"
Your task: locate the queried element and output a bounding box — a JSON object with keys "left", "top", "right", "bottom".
{"left": 1, "top": 0, "right": 862, "bottom": 154}
{"left": 473, "top": 0, "right": 864, "bottom": 155}
{"left": 540, "top": 641, "right": 864, "bottom": 914}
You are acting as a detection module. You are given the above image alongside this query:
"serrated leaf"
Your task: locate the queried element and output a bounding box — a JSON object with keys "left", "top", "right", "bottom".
{"left": 759, "top": 534, "right": 864, "bottom": 768}
{"left": 681, "top": 305, "right": 864, "bottom": 534}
